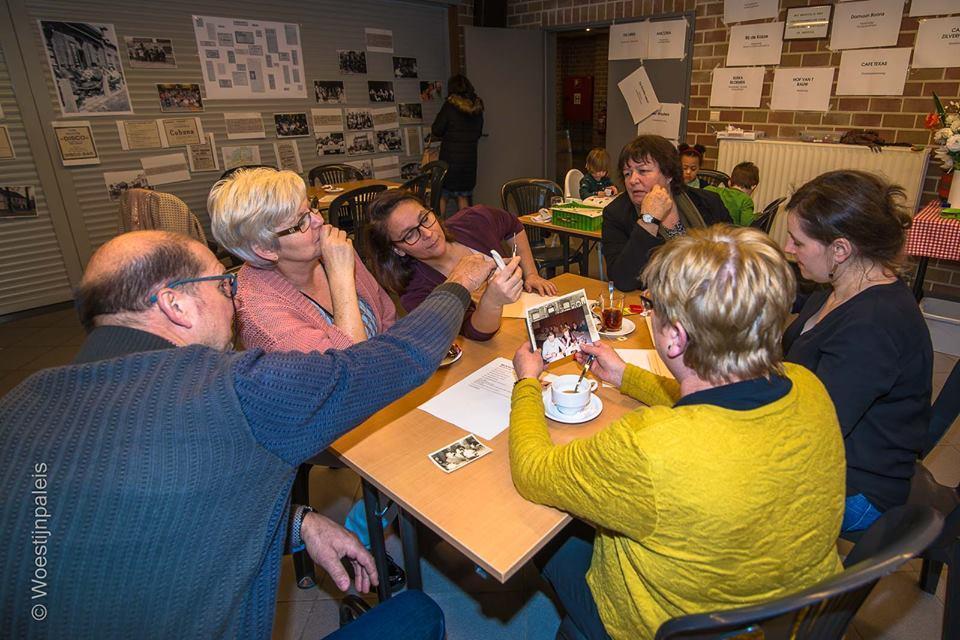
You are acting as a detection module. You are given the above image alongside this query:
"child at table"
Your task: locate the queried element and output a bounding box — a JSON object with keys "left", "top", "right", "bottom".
{"left": 705, "top": 161, "right": 759, "bottom": 226}
{"left": 579, "top": 148, "right": 618, "bottom": 199}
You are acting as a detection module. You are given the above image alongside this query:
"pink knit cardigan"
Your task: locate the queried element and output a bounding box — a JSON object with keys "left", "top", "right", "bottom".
{"left": 235, "top": 255, "right": 397, "bottom": 352}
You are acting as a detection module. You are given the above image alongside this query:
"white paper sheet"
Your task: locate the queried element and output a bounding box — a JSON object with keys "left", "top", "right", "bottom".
{"left": 709, "top": 67, "right": 765, "bottom": 108}
{"left": 618, "top": 66, "right": 660, "bottom": 124}
{"left": 912, "top": 17, "right": 960, "bottom": 69}
{"left": 608, "top": 21, "right": 648, "bottom": 60}
{"left": 771, "top": 67, "right": 835, "bottom": 112}
{"left": 311, "top": 108, "right": 344, "bottom": 133}
{"left": 224, "top": 112, "right": 265, "bottom": 140}
{"left": 726, "top": 22, "right": 784, "bottom": 67}
{"left": 646, "top": 18, "right": 687, "bottom": 60}
{"left": 637, "top": 102, "right": 683, "bottom": 140}
{"left": 187, "top": 133, "right": 220, "bottom": 173}
{"left": 221, "top": 144, "right": 262, "bottom": 170}
{"left": 157, "top": 116, "right": 204, "bottom": 147}
{"left": 140, "top": 152, "right": 190, "bottom": 185}
{"left": 372, "top": 106, "right": 400, "bottom": 131}
{"left": 365, "top": 28, "right": 394, "bottom": 53}
{"left": 52, "top": 121, "right": 99, "bottom": 166}
{"left": 836, "top": 47, "right": 911, "bottom": 96}
{"left": 373, "top": 155, "right": 400, "bottom": 179}
{"left": 830, "top": 0, "right": 905, "bottom": 51}
{"left": 273, "top": 140, "right": 302, "bottom": 173}
{"left": 418, "top": 358, "right": 519, "bottom": 440}
{"left": 614, "top": 349, "right": 673, "bottom": 379}
{"left": 103, "top": 169, "right": 150, "bottom": 201}
{"left": 0, "top": 125, "right": 14, "bottom": 160}
{"left": 723, "top": 0, "right": 779, "bottom": 25}
{"left": 785, "top": 6, "right": 832, "bottom": 40}
{"left": 117, "top": 120, "right": 164, "bottom": 150}
{"left": 501, "top": 292, "right": 558, "bottom": 319}
{"left": 909, "top": 0, "right": 955, "bottom": 17}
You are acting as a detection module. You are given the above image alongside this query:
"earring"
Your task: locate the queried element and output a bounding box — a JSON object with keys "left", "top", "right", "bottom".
{"left": 828, "top": 261, "right": 837, "bottom": 280}
{"left": 393, "top": 247, "right": 404, "bottom": 257}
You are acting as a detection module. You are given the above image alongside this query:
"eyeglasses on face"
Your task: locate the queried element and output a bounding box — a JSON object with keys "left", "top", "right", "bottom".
{"left": 394, "top": 209, "right": 437, "bottom": 246}
{"left": 148, "top": 273, "right": 238, "bottom": 304}
{"left": 275, "top": 200, "right": 323, "bottom": 237}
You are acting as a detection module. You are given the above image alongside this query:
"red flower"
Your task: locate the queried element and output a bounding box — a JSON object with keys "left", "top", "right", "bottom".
{"left": 925, "top": 112, "right": 942, "bottom": 130}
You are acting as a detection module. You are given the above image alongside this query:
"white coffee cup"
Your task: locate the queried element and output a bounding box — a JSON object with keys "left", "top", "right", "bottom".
{"left": 550, "top": 374, "right": 598, "bottom": 415}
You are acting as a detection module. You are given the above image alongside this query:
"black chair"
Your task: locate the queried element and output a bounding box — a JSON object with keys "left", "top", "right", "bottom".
{"left": 420, "top": 160, "right": 448, "bottom": 216}
{"left": 329, "top": 184, "right": 389, "bottom": 260}
{"left": 308, "top": 163, "right": 364, "bottom": 186}
{"left": 400, "top": 172, "right": 430, "bottom": 203}
{"left": 750, "top": 197, "right": 785, "bottom": 234}
{"left": 218, "top": 164, "right": 277, "bottom": 181}
{"left": 697, "top": 169, "right": 729, "bottom": 188}
{"left": 655, "top": 504, "right": 944, "bottom": 640}
{"left": 500, "top": 178, "right": 585, "bottom": 277}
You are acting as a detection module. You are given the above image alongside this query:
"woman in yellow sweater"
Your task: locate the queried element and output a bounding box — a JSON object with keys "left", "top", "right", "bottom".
{"left": 510, "top": 225, "right": 846, "bottom": 640}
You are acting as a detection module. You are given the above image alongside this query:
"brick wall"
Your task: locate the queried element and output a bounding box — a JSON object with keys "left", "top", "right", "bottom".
{"left": 456, "top": 0, "right": 960, "bottom": 300}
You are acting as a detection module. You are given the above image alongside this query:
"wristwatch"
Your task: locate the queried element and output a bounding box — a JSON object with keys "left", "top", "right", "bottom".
{"left": 640, "top": 213, "right": 662, "bottom": 226}
{"left": 289, "top": 504, "right": 316, "bottom": 553}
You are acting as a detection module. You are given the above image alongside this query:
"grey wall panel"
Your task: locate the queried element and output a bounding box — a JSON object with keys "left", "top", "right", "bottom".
{"left": 17, "top": 0, "right": 450, "bottom": 254}
{"left": 0, "top": 35, "right": 75, "bottom": 315}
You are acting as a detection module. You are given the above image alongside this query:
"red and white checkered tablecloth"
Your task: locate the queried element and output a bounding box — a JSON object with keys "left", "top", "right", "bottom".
{"left": 905, "top": 200, "right": 960, "bottom": 262}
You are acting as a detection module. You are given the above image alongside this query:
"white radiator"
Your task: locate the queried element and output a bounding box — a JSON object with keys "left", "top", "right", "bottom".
{"left": 717, "top": 139, "right": 931, "bottom": 247}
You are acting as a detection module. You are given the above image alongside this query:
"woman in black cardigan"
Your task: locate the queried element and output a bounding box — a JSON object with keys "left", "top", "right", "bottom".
{"left": 601, "top": 135, "right": 730, "bottom": 291}
{"left": 431, "top": 74, "right": 484, "bottom": 215}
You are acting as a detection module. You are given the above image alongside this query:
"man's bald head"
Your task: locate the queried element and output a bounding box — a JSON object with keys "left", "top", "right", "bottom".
{"left": 76, "top": 231, "right": 210, "bottom": 331}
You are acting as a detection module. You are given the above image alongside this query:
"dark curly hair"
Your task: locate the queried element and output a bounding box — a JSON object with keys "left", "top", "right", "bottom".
{"left": 617, "top": 135, "right": 684, "bottom": 196}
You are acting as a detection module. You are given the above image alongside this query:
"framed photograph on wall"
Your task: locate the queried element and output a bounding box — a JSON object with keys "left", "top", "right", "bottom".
{"left": 784, "top": 5, "right": 832, "bottom": 40}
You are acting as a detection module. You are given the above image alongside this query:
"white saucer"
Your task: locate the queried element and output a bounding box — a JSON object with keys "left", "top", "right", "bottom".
{"left": 598, "top": 317, "right": 636, "bottom": 338}
{"left": 324, "top": 186, "right": 344, "bottom": 193}
{"left": 542, "top": 388, "right": 603, "bottom": 424}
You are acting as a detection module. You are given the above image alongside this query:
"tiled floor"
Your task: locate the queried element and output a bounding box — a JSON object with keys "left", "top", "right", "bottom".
{"left": 1, "top": 306, "right": 956, "bottom": 639}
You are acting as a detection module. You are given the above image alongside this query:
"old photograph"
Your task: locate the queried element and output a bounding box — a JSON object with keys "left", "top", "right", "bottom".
{"left": 428, "top": 435, "right": 492, "bottom": 473}
{"left": 392, "top": 56, "right": 418, "bottom": 79}
{"left": 400, "top": 161, "right": 421, "bottom": 180}
{"left": 0, "top": 186, "right": 38, "bottom": 218}
{"left": 40, "top": 20, "right": 133, "bottom": 116}
{"left": 376, "top": 129, "right": 403, "bottom": 153}
{"left": 338, "top": 50, "right": 367, "bottom": 74}
{"left": 314, "top": 80, "right": 345, "bottom": 104}
{"left": 346, "top": 159, "right": 373, "bottom": 179}
{"left": 368, "top": 81, "right": 395, "bottom": 103}
{"left": 398, "top": 103, "right": 423, "bottom": 124}
{"left": 419, "top": 80, "right": 442, "bottom": 102}
{"left": 103, "top": 170, "right": 151, "bottom": 201}
{"left": 274, "top": 112, "right": 310, "bottom": 138}
{"left": 345, "top": 108, "right": 374, "bottom": 131}
{"left": 316, "top": 132, "right": 345, "bottom": 156}
{"left": 346, "top": 132, "right": 375, "bottom": 155}
{"left": 156, "top": 83, "right": 204, "bottom": 113}
{"left": 124, "top": 37, "right": 176, "bottom": 68}
{"left": 526, "top": 289, "right": 600, "bottom": 364}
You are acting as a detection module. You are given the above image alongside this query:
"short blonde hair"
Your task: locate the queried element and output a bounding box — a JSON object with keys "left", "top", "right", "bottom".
{"left": 585, "top": 148, "right": 610, "bottom": 174}
{"left": 641, "top": 225, "right": 795, "bottom": 383}
{"left": 208, "top": 168, "right": 305, "bottom": 268}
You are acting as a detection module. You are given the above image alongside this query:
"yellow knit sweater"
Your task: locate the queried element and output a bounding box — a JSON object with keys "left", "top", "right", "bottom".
{"left": 510, "top": 363, "right": 845, "bottom": 639}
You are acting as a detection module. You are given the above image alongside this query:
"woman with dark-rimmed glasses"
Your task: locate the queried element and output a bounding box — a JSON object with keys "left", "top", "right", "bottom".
{"left": 365, "top": 190, "right": 555, "bottom": 341}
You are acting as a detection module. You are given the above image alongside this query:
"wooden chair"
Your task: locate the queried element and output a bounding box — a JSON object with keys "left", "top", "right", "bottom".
{"left": 308, "top": 163, "right": 364, "bottom": 186}
{"left": 697, "top": 169, "right": 729, "bottom": 188}
{"left": 328, "top": 184, "right": 389, "bottom": 261}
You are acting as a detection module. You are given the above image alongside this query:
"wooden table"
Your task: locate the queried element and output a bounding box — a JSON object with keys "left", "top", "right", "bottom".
{"left": 306, "top": 179, "right": 401, "bottom": 211}
{"left": 519, "top": 214, "right": 604, "bottom": 279}
{"left": 331, "top": 274, "right": 653, "bottom": 596}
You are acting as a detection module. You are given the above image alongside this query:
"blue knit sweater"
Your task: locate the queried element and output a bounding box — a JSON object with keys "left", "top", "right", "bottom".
{"left": 0, "top": 283, "right": 469, "bottom": 639}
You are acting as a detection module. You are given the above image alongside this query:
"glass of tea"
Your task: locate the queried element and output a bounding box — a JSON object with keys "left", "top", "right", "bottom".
{"left": 600, "top": 293, "right": 624, "bottom": 332}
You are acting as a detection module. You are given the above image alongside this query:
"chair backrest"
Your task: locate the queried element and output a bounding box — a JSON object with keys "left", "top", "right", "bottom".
{"left": 924, "top": 359, "right": 960, "bottom": 456}
{"left": 698, "top": 169, "right": 729, "bottom": 188}
{"left": 119, "top": 188, "right": 207, "bottom": 244}
{"left": 564, "top": 169, "right": 584, "bottom": 199}
{"left": 750, "top": 197, "right": 785, "bottom": 234}
{"left": 328, "top": 184, "right": 389, "bottom": 260}
{"left": 500, "top": 178, "right": 563, "bottom": 245}
{"left": 421, "top": 160, "right": 448, "bottom": 214}
{"left": 308, "top": 163, "right": 364, "bottom": 186}
{"left": 655, "top": 504, "right": 943, "bottom": 640}
{"left": 400, "top": 172, "right": 431, "bottom": 203}
{"left": 218, "top": 164, "right": 277, "bottom": 182}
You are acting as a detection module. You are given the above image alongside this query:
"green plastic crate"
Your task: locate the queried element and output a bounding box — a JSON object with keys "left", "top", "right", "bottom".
{"left": 551, "top": 203, "right": 603, "bottom": 232}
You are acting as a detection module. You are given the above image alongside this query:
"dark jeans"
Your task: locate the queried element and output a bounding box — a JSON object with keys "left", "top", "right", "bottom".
{"left": 325, "top": 591, "right": 445, "bottom": 640}
{"left": 537, "top": 522, "right": 612, "bottom": 640}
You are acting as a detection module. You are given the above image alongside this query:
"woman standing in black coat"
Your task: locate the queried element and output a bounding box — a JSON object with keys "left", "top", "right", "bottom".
{"left": 431, "top": 74, "right": 484, "bottom": 214}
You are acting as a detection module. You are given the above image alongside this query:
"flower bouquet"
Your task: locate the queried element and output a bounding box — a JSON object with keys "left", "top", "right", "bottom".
{"left": 926, "top": 94, "right": 960, "bottom": 205}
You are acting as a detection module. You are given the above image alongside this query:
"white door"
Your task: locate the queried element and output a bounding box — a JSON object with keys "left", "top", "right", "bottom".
{"left": 465, "top": 26, "right": 549, "bottom": 208}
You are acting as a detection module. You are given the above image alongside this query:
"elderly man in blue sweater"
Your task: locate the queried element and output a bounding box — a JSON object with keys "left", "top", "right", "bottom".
{"left": 0, "top": 230, "right": 494, "bottom": 639}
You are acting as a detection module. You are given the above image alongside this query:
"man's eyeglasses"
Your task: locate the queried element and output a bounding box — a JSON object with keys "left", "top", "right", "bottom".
{"left": 394, "top": 209, "right": 437, "bottom": 246}
{"left": 148, "top": 273, "right": 238, "bottom": 304}
{"left": 275, "top": 200, "right": 323, "bottom": 237}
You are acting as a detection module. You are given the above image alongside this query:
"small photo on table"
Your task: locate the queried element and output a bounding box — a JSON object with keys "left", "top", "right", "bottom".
{"left": 428, "top": 435, "right": 492, "bottom": 473}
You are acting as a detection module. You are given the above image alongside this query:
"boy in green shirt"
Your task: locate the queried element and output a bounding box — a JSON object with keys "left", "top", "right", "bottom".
{"left": 705, "top": 161, "right": 759, "bottom": 226}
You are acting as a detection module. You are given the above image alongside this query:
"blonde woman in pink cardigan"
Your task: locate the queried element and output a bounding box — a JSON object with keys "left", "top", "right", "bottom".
{"left": 209, "top": 167, "right": 404, "bottom": 589}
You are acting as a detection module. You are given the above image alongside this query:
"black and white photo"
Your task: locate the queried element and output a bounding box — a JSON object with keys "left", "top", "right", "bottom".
{"left": 428, "top": 435, "right": 492, "bottom": 473}
{"left": 338, "top": 50, "right": 367, "bottom": 74}
{"left": 398, "top": 103, "right": 423, "bottom": 124}
{"left": 346, "top": 131, "right": 375, "bottom": 155}
{"left": 345, "top": 108, "right": 374, "bottom": 131}
{"left": 392, "top": 56, "right": 418, "bottom": 79}
{"left": 124, "top": 37, "right": 176, "bottom": 69}
{"left": 376, "top": 129, "right": 403, "bottom": 153}
{"left": 314, "top": 80, "right": 345, "bottom": 104}
{"left": 40, "top": 20, "right": 133, "bottom": 116}
{"left": 316, "top": 132, "right": 345, "bottom": 156}
{"left": 274, "top": 112, "right": 310, "bottom": 138}
{"left": 368, "top": 81, "right": 395, "bottom": 103}
{"left": 0, "top": 186, "right": 38, "bottom": 218}
{"left": 346, "top": 159, "right": 373, "bottom": 179}
{"left": 156, "top": 83, "right": 204, "bottom": 113}
{"left": 401, "top": 161, "right": 421, "bottom": 180}
{"left": 103, "top": 170, "right": 151, "bottom": 201}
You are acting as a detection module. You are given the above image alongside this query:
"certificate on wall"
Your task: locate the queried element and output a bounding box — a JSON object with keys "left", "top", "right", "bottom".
{"left": 618, "top": 66, "right": 660, "bottom": 124}
{"left": 723, "top": 0, "right": 779, "bottom": 25}
{"left": 771, "top": 67, "right": 835, "bottom": 111}
{"left": 273, "top": 140, "right": 302, "bottom": 173}
{"left": 117, "top": 120, "right": 163, "bottom": 150}
{"left": 709, "top": 67, "right": 765, "bottom": 108}
{"left": 646, "top": 18, "right": 687, "bottom": 60}
{"left": 830, "top": 0, "right": 905, "bottom": 50}
{"left": 636, "top": 103, "right": 683, "bottom": 141}
{"left": 187, "top": 133, "right": 220, "bottom": 173}
{"left": 727, "top": 22, "right": 784, "bottom": 66}
{"left": 141, "top": 153, "right": 190, "bottom": 185}
{"left": 909, "top": 0, "right": 955, "bottom": 17}
{"left": 224, "top": 112, "right": 265, "bottom": 140}
{"left": 912, "top": 17, "right": 960, "bottom": 69}
{"left": 836, "top": 48, "right": 911, "bottom": 95}
{"left": 52, "top": 121, "right": 99, "bottom": 166}
{"left": 158, "top": 117, "right": 204, "bottom": 147}
{"left": 785, "top": 5, "right": 832, "bottom": 40}
{"left": 608, "top": 21, "right": 648, "bottom": 60}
